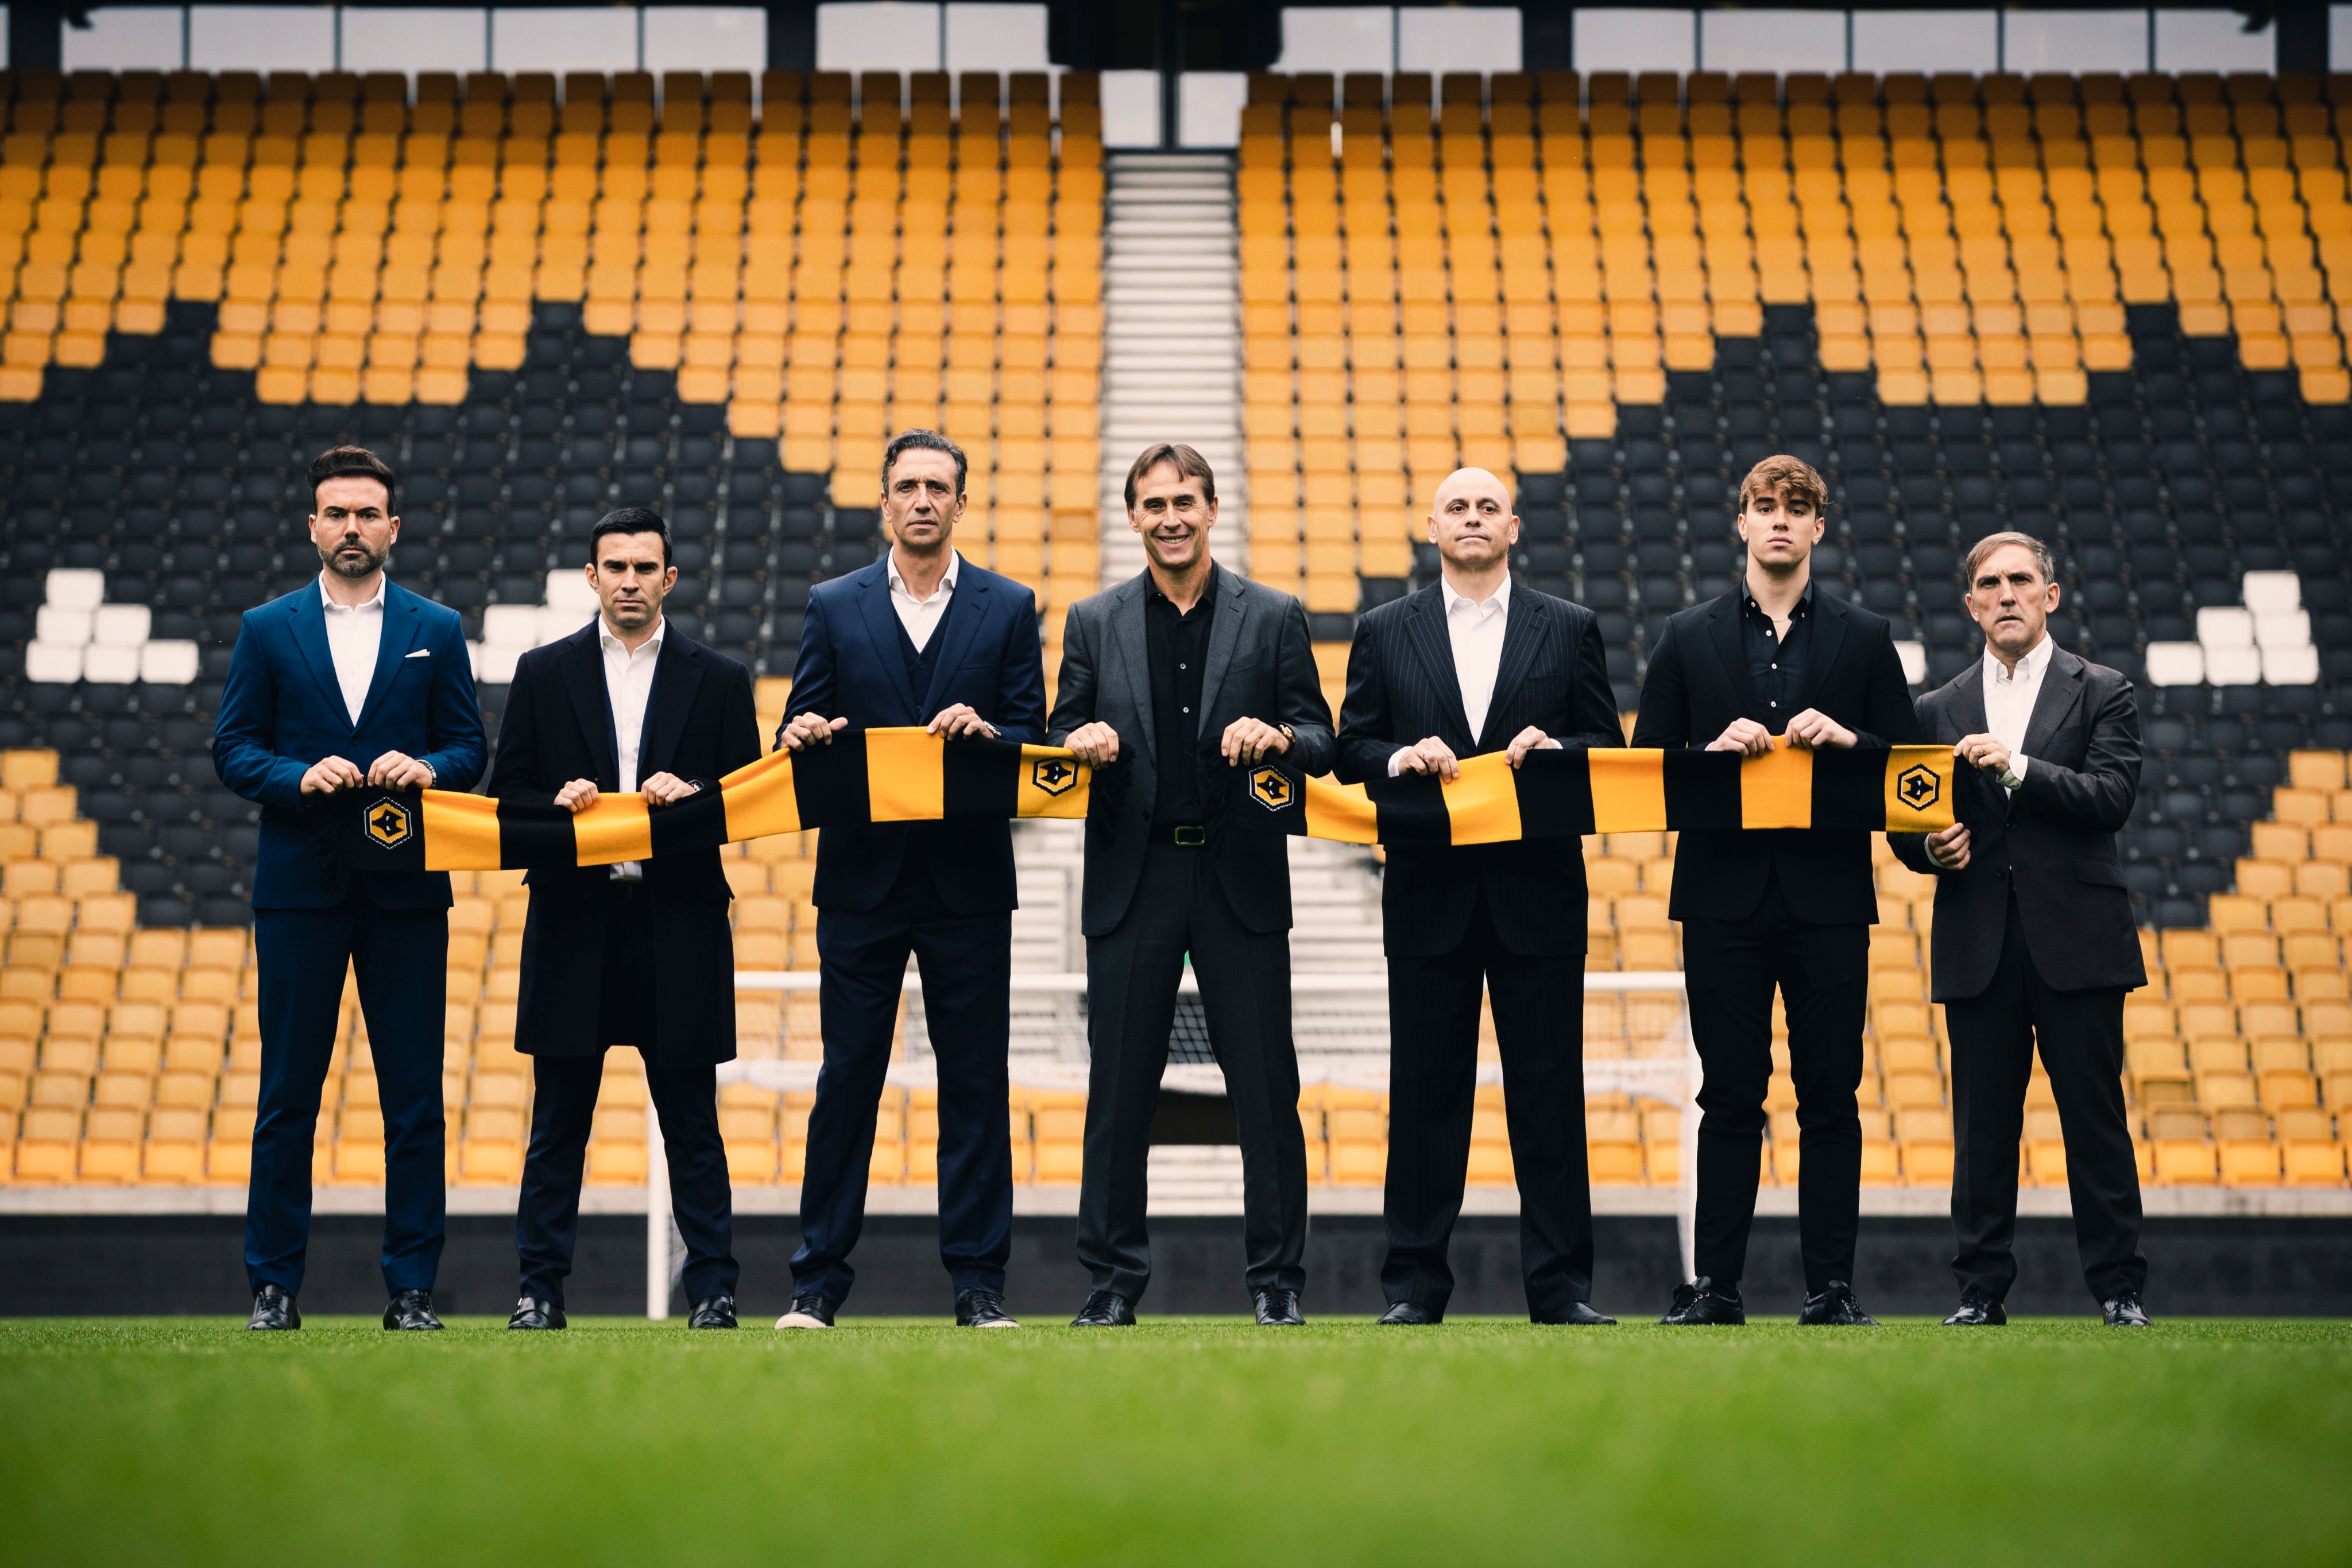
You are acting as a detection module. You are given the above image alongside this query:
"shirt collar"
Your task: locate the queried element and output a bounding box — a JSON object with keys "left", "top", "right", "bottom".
{"left": 1742, "top": 579, "right": 1813, "bottom": 620}
{"left": 888, "top": 548, "right": 958, "bottom": 601}
{"left": 1986, "top": 633, "right": 2056, "bottom": 685}
{"left": 1441, "top": 574, "right": 1508, "bottom": 618}
{"left": 600, "top": 615, "right": 667, "bottom": 659}
{"left": 319, "top": 573, "right": 387, "bottom": 614}
{"left": 1147, "top": 562, "right": 1220, "bottom": 609}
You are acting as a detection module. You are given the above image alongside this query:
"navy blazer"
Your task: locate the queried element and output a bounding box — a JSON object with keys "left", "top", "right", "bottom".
{"left": 213, "top": 578, "right": 486, "bottom": 911}
{"left": 783, "top": 552, "right": 1047, "bottom": 913}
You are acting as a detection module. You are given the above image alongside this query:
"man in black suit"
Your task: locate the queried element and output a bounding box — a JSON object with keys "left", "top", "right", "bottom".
{"left": 1336, "top": 466, "right": 1624, "bottom": 1326}
{"left": 1890, "top": 532, "right": 2151, "bottom": 1327}
{"left": 489, "top": 508, "right": 763, "bottom": 1330}
{"left": 1050, "top": 443, "right": 1335, "bottom": 1328}
{"left": 1633, "top": 455, "right": 1918, "bottom": 1327}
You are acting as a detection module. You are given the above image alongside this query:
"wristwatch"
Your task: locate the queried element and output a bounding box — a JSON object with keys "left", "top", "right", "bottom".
{"left": 1997, "top": 762, "right": 2022, "bottom": 791}
{"left": 1276, "top": 723, "right": 1296, "bottom": 744}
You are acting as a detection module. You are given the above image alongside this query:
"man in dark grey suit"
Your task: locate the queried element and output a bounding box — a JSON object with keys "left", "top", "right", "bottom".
{"left": 1890, "top": 531, "right": 2151, "bottom": 1328}
{"left": 1049, "top": 443, "right": 1336, "bottom": 1327}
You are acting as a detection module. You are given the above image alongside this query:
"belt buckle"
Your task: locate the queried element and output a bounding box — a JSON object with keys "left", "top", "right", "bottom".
{"left": 1173, "top": 824, "right": 1206, "bottom": 847}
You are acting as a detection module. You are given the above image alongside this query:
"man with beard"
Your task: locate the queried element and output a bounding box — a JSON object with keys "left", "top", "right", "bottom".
{"left": 214, "top": 444, "right": 486, "bottom": 1331}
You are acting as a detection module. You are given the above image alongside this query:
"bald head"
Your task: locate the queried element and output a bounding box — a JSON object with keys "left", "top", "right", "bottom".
{"left": 1428, "top": 466, "right": 1518, "bottom": 581}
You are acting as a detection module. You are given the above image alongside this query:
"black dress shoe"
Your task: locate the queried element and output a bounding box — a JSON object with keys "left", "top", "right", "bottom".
{"left": 508, "top": 1296, "right": 566, "bottom": 1330}
{"left": 688, "top": 1294, "right": 737, "bottom": 1329}
{"left": 247, "top": 1284, "right": 300, "bottom": 1331}
{"left": 383, "top": 1288, "right": 443, "bottom": 1331}
{"left": 1535, "top": 1301, "right": 1618, "bottom": 1326}
{"left": 2103, "top": 1291, "right": 2153, "bottom": 1327}
{"left": 1375, "top": 1300, "right": 1441, "bottom": 1326}
{"left": 1941, "top": 1289, "right": 2007, "bottom": 1327}
{"left": 1797, "top": 1280, "right": 1879, "bottom": 1326}
{"left": 1659, "top": 1276, "right": 1746, "bottom": 1325}
{"left": 1254, "top": 1288, "right": 1306, "bottom": 1326}
{"left": 1070, "top": 1290, "right": 1137, "bottom": 1327}
{"left": 773, "top": 1291, "right": 836, "bottom": 1329}
{"left": 956, "top": 1289, "right": 1019, "bottom": 1328}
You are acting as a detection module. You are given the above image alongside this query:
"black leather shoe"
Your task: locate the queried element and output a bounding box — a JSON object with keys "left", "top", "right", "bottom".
{"left": 1254, "top": 1288, "right": 1306, "bottom": 1326}
{"left": 246, "top": 1284, "right": 299, "bottom": 1331}
{"left": 773, "top": 1291, "right": 835, "bottom": 1329}
{"left": 1659, "top": 1277, "right": 1746, "bottom": 1325}
{"left": 688, "top": 1294, "right": 737, "bottom": 1329}
{"left": 1535, "top": 1301, "right": 1618, "bottom": 1326}
{"left": 1941, "top": 1289, "right": 2007, "bottom": 1327}
{"left": 1374, "top": 1300, "right": 1441, "bottom": 1325}
{"left": 508, "top": 1296, "right": 566, "bottom": 1330}
{"left": 956, "top": 1289, "right": 1019, "bottom": 1328}
{"left": 1070, "top": 1290, "right": 1137, "bottom": 1327}
{"left": 1798, "top": 1280, "right": 1879, "bottom": 1326}
{"left": 2103, "top": 1291, "right": 2152, "bottom": 1327}
{"left": 382, "top": 1288, "right": 443, "bottom": 1331}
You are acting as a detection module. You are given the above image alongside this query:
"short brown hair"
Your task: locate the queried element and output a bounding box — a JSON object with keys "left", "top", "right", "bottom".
{"left": 1963, "top": 530, "right": 2056, "bottom": 586}
{"left": 1124, "top": 442, "right": 1217, "bottom": 509}
{"left": 1737, "top": 454, "right": 1826, "bottom": 516}
{"left": 309, "top": 444, "right": 396, "bottom": 513}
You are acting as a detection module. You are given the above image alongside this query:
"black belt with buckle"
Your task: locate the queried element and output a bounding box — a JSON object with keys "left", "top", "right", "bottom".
{"left": 1163, "top": 823, "right": 1207, "bottom": 847}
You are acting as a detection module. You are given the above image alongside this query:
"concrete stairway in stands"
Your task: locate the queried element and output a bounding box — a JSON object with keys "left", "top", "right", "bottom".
{"left": 1097, "top": 152, "right": 1247, "bottom": 585}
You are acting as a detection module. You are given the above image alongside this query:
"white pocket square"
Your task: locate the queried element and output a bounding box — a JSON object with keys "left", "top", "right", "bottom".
{"left": 405, "top": 648, "right": 431, "bottom": 659}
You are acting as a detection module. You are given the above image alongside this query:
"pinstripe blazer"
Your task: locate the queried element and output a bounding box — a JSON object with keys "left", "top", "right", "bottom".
{"left": 1336, "top": 580, "right": 1624, "bottom": 957}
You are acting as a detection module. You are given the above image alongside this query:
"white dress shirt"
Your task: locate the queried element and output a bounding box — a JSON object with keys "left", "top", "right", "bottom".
{"left": 1981, "top": 633, "right": 2055, "bottom": 792}
{"left": 319, "top": 573, "right": 386, "bottom": 726}
{"left": 1390, "top": 575, "right": 1515, "bottom": 776}
{"left": 603, "top": 616, "right": 666, "bottom": 877}
{"left": 888, "top": 548, "right": 959, "bottom": 653}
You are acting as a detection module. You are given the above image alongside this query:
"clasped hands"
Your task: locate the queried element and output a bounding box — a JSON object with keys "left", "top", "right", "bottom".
{"left": 1392, "top": 726, "right": 1559, "bottom": 781}
{"left": 299, "top": 752, "right": 432, "bottom": 796}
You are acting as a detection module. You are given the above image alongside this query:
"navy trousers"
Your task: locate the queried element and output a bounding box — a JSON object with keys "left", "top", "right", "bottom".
{"left": 794, "top": 860, "right": 1013, "bottom": 1307}
{"left": 246, "top": 888, "right": 448, "bottom": 1296}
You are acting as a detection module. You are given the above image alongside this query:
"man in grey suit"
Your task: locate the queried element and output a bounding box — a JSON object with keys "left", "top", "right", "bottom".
{"left": 1049, "top": 443, "right": 1336, "bottom": 1327}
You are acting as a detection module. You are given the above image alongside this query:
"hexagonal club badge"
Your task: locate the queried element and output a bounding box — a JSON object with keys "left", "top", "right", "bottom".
{"left": 1249, "top": 765, "right": 1292, "bottom": 811}
{"left": 1896, "top": 764, "right": 1941, "bottom": 811}
{"left": 365, "top": 798, "right": 413, "bottom": 850}
{"left": 1031, "top": 757, "right": 1078, "bottom": 796}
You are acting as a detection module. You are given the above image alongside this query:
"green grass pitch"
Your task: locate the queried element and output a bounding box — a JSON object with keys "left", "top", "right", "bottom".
{"left": 3, "top": 1317, "right": 2347, "bottom": 1566}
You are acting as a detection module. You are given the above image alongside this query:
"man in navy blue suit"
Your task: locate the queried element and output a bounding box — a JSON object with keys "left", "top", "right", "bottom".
{"left": 773, "top": 429, "right": 1045, "bottom": 1331}
{"left": 212, "top": 445, "right": 485, "bottom": 1331}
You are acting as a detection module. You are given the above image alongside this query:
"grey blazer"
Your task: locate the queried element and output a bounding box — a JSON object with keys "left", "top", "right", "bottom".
{"left": 1048, "top": 567, "right": 1336, "bottom": 936}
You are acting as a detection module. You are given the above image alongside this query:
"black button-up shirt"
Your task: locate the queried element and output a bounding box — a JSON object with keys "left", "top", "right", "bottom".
{"left": 1146, "top": 566, "right": 1218, "bottom": 828}
{"left": 1741, "top": 579, "right": 1813, "bottom": 729}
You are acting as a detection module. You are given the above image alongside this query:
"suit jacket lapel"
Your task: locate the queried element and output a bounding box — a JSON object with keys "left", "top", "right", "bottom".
{"left": 287, "top": 583, "right": 354, "bottom": 732}
{"left": 1797, "top": 590, "right": 1847, "bottom": 710}
{"left": 853, "top": 562, "right": 920, "bottom": 721}
{"left": 560, "top": 625, "right": 619, "bottom": 788}
{"left": 350, "top": 587, "right": 421, "bottom": 734}
{"left": 1114, "top": 573, "right": 1156, "bottom": 764}
{"left": 1403, "top": 587, "right": 1474, "bottom": 750}
{"left": 1951, "top": 660, "right": 1989, "bottom": 737}
{"left": 1194, "top": 567, "right": 1248, "bottom": 738}
{"left": 643, "top": 631, "right": 703, "bottom": 778}
{"left": 2021, "top": 646, "right": 2086, "bottom": 758}
{"left": 1477, "top": 593, "right": 1548, "bottom": 750}
{"left": 916, "top": 557, "right": 986, "bottom": 718}
{"left": 1705, "top": 593, "right": 1762, "bottom": 717}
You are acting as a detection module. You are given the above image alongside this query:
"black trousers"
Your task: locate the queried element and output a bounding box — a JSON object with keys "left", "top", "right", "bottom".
{"left": 514, "top": 880, "right": 738, "bottom": 1308}
{"left": 1078, "top": 841, "right": 1308, "bottom": 1305}
{"left": 1944, "top": 896, "right": 2147, "bottom": 1306}
{"left": 796, "top": 856, "right": 1013, "bottom": 1306}
{"left": 1682, "top": 870, "right": 1869, "bottom": 1293}
{"left": 1383, "top": 889, "right": 1593, "bottom": 1321}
